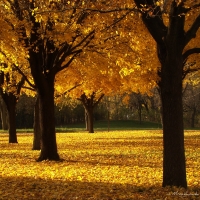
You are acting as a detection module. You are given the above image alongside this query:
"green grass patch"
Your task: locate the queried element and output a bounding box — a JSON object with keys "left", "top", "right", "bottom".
{"left": 58, "top": 120, "right": 162, "bottom": 132}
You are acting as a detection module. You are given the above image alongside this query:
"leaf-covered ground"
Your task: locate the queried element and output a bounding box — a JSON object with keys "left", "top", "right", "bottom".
{"left": 0, "top": 130, "right": 199, "bottom": 200}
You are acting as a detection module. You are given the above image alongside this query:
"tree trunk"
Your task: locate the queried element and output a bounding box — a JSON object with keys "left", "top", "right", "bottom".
{"left": 32, "top": 95, "right": 41, "bottom": 150}
{"left": 79, "top": 93, "right": 104, "bottom": 133}
{"left": 161, "top": 52, "right": 187, "bottom": 188}
{"left": 86, "top": 107, "right": 94, "bottom": 133}
{"left": 85, "top": 109, "right": 89, "bottom": 131}
{"left": 0, "top": 97, "right": 8, "bottom": 130}
{"left": 6, "top": 94, "right": 18, "bottom": 143}
{"left": 36, "top": 78, "right": 60, "bottom": 161}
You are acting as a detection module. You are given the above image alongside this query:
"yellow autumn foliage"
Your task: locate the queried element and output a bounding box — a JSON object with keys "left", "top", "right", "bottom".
{"left": 0, "top": 130, "right": 199, "bottom": 199}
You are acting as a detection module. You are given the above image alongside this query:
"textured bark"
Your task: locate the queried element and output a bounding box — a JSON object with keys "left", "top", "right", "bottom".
{"left": 0, "top": 96, "right": 8, "bottom": 130}
{"left": 32, "top": 95, "right": 41, "bottom": 150}
{"left": 36, "top": 77, "right": 60, "bottom": 161}
{"left": 6, "top": 94, "right": 18, "bottom": 143}
{"left": 161, "top": 52, "right": 187, "bottom": 187}
{"left": 0, "top": 92, "right": 18, "bottom": 143}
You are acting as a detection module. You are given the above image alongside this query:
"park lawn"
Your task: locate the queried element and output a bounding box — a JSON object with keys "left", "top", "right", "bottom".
{"left": 0, "top": 130, "right": 199, "bottom": 200}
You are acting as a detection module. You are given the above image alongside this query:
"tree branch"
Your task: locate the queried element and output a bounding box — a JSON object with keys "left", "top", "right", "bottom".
{"left": 94, "top": 94, "right": 104, "bottom": 107}
{"left": 22, "top": 86, "right": 36, "bottom": 92}
{"left": 184, "top": 14, "right": 200, "bottom": 46}
{"left": 133, "top": 0, "right": 167, "bottom": 44}
{"left": 183, "top": 48, "right": 200, "bottom": 62}
{"left": 16, "top": 76, "right": 25, "bottom": 95}
{"left": 182, "top": 63, "right": 200, "bottom": 80}
{"left": 55, "top": 83, "right": 82, "bottom": 99}
{"left": 71, "top": 30, "right": 95, "bottom": 52}
{"left": 13, "top": 65, "right": 36, "bottom": 89}
{"left": 34, "top": 6, "right": 138, "bottom": 15}
{"left": 56, "top": 50, "right": 82, "bottom": 73}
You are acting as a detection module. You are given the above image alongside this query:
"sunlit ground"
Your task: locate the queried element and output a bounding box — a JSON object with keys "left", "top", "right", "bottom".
{"left": 0, "top": 130, "right": 199, "bottom": 199}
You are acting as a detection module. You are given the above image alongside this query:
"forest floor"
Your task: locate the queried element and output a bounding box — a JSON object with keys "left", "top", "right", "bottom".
{"left": 0, "top": 130, "right": 199, "bottom": 199}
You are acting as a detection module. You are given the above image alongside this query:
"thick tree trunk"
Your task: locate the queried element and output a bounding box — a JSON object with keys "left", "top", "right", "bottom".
{"left": 0, "top": 97, "right": 8, "bottom": 130}
{"left": 32, "top": 95, "right": 41, "bottom": 150}
{"left": 36, "top": 78, "right": 60, "bottom": 161}
{"left": 161, "top": 52, "right": 187, "bottom": 188}
{"left": 133, "top": 0, "right": 200, "bottom": 188}
{"left": 6, "top": 94, "right": 18, "bottom": 143}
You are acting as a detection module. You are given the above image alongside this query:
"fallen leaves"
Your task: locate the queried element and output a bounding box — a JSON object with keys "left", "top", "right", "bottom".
{"left": 0, "top": 130, "right": 199, "bottom": 199}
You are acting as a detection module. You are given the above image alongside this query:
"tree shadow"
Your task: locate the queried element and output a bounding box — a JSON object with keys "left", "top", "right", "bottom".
{"left": 0, "top": 176, "right": 198, "bottom": 200}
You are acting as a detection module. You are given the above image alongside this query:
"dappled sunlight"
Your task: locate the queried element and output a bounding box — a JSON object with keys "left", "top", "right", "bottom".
{"left": 0, "top": 130, "right": 199, "bottom": 199}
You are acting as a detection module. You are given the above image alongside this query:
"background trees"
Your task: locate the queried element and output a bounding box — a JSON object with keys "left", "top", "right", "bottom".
{"left": 0, "top": 70, "right": 24, "bottom": 143}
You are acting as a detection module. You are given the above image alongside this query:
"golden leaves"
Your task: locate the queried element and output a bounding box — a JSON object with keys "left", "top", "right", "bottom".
{"left": 0, "top": 130, "right": 199, "bottom": 199}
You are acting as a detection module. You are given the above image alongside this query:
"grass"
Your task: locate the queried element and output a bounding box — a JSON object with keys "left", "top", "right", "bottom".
{"left": 1, "top": 120, "right": 199, "bottom": 133}
{"left": 56, "top": 120, "right": 162, "bottom": 132}
{"left": 0, "top": 130, "right": 199, "bottom": 199}
{"left": 0, "top": 120, "right": 162, "bottom": 134}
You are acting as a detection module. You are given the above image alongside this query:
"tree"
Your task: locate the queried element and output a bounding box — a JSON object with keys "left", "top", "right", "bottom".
{"left": 0, "top": 70, "right": 24, "bottom": 143}
{"left": 54, "top": 11, "right": 158, "bottom": 132}
{"left": 78, "top": 92, "right": 104, "bottom": 133}
{"left": 128, "top": 92, "right": 149, "bottom": 124}
{"left": 5, "top": 0, "right": 139, "bottom": 161}
{"left": 133, "top": 0, "right": 200, "bottom": 188}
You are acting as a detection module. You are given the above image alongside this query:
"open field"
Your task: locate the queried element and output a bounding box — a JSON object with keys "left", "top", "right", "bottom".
{"left": 0, "top": 130, "right": 199, "bottom": 199}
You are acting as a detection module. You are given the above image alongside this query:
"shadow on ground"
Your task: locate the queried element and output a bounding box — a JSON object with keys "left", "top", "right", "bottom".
{"left": 0, "top": 176, "right": 199, "bottom": 200}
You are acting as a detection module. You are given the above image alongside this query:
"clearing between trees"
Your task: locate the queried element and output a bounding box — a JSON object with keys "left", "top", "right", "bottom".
{"left": 0, "top": 130, "right": 199, "bottom": 200}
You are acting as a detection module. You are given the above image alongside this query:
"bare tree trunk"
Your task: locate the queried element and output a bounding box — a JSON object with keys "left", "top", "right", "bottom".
{"left": 35, "top": 77, "right": 59, "bottom": 161}
{"left": 0, "top": 96, "right": 8, "bottom": 130}
{"left": 161, "top": 54, "right": 186, "bottom": 187}
{"left": 6, "top": 93, "right": 18, "bottom": 143}
{"left": 78, "top": 93, "right": 104, "bottom": 133}
{"left": 32, "top": 95, "right": 41, "bottom": 150}
{"left": 86, "top": 107, "right": 94, "bottom": 133}
{"left": 85, "top": 109, "right": 89, "bottom": 131}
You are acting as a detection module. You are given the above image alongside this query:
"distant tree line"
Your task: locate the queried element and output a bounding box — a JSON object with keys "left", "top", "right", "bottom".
{"left": 1, "top": 83, "right": 200, "bottom": 130}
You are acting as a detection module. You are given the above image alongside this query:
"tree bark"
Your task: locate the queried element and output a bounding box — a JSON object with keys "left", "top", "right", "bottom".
{"left": 160, "top": 53, "right": 187, "bottom": 188}
{"left": 5, "top": 93, "right": 18, "bottom": 143}
{"left": 78, "top": 93, "right": 104, "bottom": 133}
{"left": 85, "top": 109, "right": 89, "bottom": 131}
{"left": 32, "top": 95, "right": 41, "bottom": 150}
{"left": 86, "top": 107, "right": 94, "bottom": 133}
{"left": 36, "top": 78, "right": 60, "bottom": 161}
{"left": 0, "top": 72, "right": 25, "bottom": 143}
{"left": 0, "top": 96, "right": 8, "bottom": 130}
